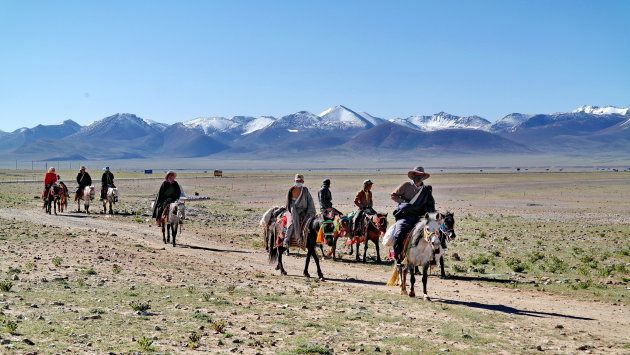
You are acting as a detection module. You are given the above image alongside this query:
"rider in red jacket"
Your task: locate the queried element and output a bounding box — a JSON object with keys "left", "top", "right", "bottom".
{"left": 43, "top": 167, "right": 58, "bottom": 198}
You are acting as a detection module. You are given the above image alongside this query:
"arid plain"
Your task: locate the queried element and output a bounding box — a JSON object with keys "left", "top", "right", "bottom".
{"left": 0, "top": 169, "right": 628, "bottom": 354}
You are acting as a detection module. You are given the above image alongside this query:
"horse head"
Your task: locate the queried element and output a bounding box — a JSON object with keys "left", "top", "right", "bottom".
{"left": 373, "top": 213, "right": 388, "bottom": 233}
{"left": 423, "top": 213, "right": 441, "bottom": 252}
{"left": 440, "top": 211, "right": 456, "bottom": 240}
{"left": 337, "top": 216, "right": 350, "bottom": 233}
{"left": 321, "top": 219, "right": 336, "bottom": 247}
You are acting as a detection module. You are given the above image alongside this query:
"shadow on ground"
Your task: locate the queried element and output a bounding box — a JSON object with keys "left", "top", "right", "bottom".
{"left": 437, "top": 298, "right": 594, "bottom": 320}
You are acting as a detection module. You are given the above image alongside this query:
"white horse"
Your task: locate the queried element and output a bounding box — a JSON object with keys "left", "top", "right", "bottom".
{"left": 388, "top": 212, "right": 443, "bottom": 300}
{"left": 77, "top": 186, "right": 95, "bottom": 213}
{"left": 102, "top": 187, "right": 119, "bottom": 215}
{"left": 160, "top": 200, "right": 185, "bottom": 247}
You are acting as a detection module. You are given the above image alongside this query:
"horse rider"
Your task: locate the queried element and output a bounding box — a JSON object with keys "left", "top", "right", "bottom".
{"left": 43, "top": 167, "right": 58, "bottom": 198}
{"left": 390, "top": 166, "right": 435, "bottom": 264}
{"left": 352, "top": 179, "right": 375, "bottom": 236}
{"left": 100, "top": 166, "right": 116, "bottom": 200}
{"left": 152, "top": 171, "right": 182, "bottom": 227}
{"left": 284, "top": 174, "right": 316, "bottom": 247}
{"left": 318, "top": 179, "right": 342, "bottom": 219}
{"left": 75, "top": 166, "right": 92, "bottom": 200}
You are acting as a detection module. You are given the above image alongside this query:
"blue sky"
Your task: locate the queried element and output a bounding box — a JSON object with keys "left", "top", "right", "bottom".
{"left": 1, "top": 0, "right": 628, "bottom": 131}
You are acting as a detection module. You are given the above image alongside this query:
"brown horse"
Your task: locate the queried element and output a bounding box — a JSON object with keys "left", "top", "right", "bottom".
{"left": 56, "top": 182, "right": 69, "bottom": 213}
{"left": 349, "top": 212, "right": 388, "bottom": 263}
{"left": 324, "top": 215, "right": 351, "bottom": 261}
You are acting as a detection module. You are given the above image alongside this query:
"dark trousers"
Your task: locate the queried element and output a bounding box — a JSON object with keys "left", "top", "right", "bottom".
{"left": 392, "top": 215, "right": 420, "bottom": 260}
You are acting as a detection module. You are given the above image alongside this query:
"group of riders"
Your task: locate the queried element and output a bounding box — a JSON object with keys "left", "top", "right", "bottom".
{"left": 42, "top": 166, "right": 181, "bottom": 222}
{"left": 282, "top": 166, "right": 440, "bottom": 265}
{"left": 42, "top": 165, "right": 117, "bottom": 202}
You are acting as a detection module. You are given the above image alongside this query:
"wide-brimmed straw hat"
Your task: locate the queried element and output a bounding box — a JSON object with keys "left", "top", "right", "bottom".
{"left": 165, "top": 170, "right": 177, "bottom": 179}
{"left": 407, "top": 166, "right": 430, "bottom": 180}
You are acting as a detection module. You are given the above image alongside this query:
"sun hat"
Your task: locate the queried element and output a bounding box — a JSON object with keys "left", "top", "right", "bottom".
{"left": 363, "top": 179, "right": 373, "bottom": 186}
{"left": 165, "top": 170, "right": 177, "bottom": 179}
{"left": 322, "top": 179, "right": 330, "bottom": 186}
{"left": 295, "top": 174, "right": 304, "bottom": 181}
{"left": 407, "top": 166, "right": 430, "bottom": 180}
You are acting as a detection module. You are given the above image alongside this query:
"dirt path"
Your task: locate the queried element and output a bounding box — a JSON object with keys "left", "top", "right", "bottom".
{"left": 2, "top": 209, "right": 628, "bottom": 349}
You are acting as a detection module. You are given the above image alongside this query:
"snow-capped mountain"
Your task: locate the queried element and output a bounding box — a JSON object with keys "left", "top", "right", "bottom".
{"left": 572, "top": 105, "right": 630, "bottom": 116}
{"left": 318, "top": 105, "right": 375, "bottom": 129}
{"left": 183, "top": 117, "right": 242, "bottom": 135}
{"left": 70, "top": 113, "right": 162, "bottom": 140}
{"left": 488, "top": 113, "right": 534, "bottom": 133}
{"left": 182, "top": 115, "right": 276, "bottom": 136}
{"left": 4, "top": 104, "right": 629, "bottom": 160}
{"left": 391, "top": 112, "right": 491, "bottom": 131}
{"left": 358, "top": 112, "right": 387, "bottom": 126}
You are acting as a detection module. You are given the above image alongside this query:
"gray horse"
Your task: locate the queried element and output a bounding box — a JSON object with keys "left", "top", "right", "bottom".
{"left": 388, "top": 212, "right": 443, "bottom": 300}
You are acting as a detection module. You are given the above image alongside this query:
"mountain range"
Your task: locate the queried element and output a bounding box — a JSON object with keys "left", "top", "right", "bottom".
{"left": 2, "top": 105, "right": 628, "bottom": 161}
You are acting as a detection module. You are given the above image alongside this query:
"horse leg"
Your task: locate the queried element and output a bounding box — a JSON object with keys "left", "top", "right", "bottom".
{"left": 409, "top": 265, "right": 416, "bottom": 298}
{"left": 161, "top": 223, "right": 166, "bottom": 244}
{"left": 440, "top": 255, "right": 447, "bottom": 278}
{"left": 303, "top": 248, "right": 311, "bottom": 278}
{"left": 375, "top": 238, "right": 382, "bottom": 263}
{"left": 53, "top": 199, "right": 57, "bottom": 215}
{"left": 171, "top": 224, "right": 177, "bottom": 247}
{"left": 277, "top": 247, "right": 287, "bottom": 275}
{"left": 331, "top": 238, "right": 337, "bottom": 261}
{"left": 103, "top": 200, "right": 106, "bottom": 214}
{"left": 422, "top": 263, "right": 430, "bottom": 300}
{"left": 319, "top": 243, "right": 325, "bottom": 260}
{"left": 362, "top": 237, "right": 369, "bottom": 263}
{"left": 399, "top": 264, "right": 408, "bottom": 295}
{"left": 311, "top": 244, "right": 325, "bottom": 281}
{"left": 355, "top": 239, "right": 360, "bottom": 261}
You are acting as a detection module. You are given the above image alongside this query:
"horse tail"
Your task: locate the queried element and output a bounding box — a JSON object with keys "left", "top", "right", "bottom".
{"left": 268, "top": 224, "right": 278, "bottom": 264}
{"left": 386, "top": 265, "right": 399, "bottom": 287}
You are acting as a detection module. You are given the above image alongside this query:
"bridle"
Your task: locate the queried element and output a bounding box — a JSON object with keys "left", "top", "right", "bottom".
{"left": 369, "top": 214, "right": 388, "bottom": 231}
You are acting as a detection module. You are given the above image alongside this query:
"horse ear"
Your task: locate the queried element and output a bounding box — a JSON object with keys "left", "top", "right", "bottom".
{"left": 436, "top": 212, "right": 443, "bottom": 220}
{"left": 424, "top": 212, "right": 430, "bottom": 219}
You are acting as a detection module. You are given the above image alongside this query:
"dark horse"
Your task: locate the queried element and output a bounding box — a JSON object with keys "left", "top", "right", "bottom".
{"left": 43, "top": 183, "right": 60, "bottom": 215}
{"left": 349, "top": 212, "right": 388, "bottom": 263}
{"left": 436, "top": 211, "right": 456, "bottom": 278}
{"left": 268, "top": 215, "right": 325, "bottom": 280}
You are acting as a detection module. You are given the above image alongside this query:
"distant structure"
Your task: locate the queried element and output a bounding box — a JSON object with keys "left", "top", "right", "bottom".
{"left": 213, "top": 170, "right": 223, "bottom": 177}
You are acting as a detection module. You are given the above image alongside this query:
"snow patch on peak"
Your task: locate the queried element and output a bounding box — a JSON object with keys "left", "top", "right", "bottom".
{"left": 318, "top": 105, "right": 373, "bottom": 129}
{"left": 572, "top": 105, "right": 629, "bottom": 115}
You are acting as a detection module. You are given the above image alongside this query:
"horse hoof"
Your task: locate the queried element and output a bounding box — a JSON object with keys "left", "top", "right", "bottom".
{"left": 423, "top": 294, "right": 431, "bottom": 301}
{"left": 319, "top": 276, "right": 325, "bottom": 282}
{"left": 401, "top": 291, "right": 408, "bottom": 296}
{"left": 303, "top": 273, "right": 311, "bottom": 278}
{"left": 275, "top": 265, "right": 280, "bottom": 270}
{"left": 409, "top": 291, "right": 415, "bottom": 298}
{"left": 281, "top": 270, "right": 287, "bottom": 276}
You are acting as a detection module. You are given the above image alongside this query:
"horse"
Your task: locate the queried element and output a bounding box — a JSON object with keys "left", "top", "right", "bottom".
{"left": 324, "top": 215, "right": 351, "bottom": 261}
{"left": 42, "top": 183, "right": 60, "bottom": 215}
{"left": 348, "top": 212, "right": 388, "bottom": 263}
{"left": 76, "top": 186, "right": 95, "bottom": 213}
{"left": 56, "top": 182, "right": 69, "bottom": 213}
{"left": 268, "top": 214, "right": 325, "bottom": 280}
{"left": 436, "top": 212, "right": 456, "bottom": 278}
{"left": 102, "top": 187, "right": 119, "bottom": 215}
{"left": 160, "top": 200, "right": 185, "bottom": 247}
{"left": 387, "top": 212, "right": 442, "bottom": 300}
{"left": 259, "top": 206, "right": 286, "bottom": 251}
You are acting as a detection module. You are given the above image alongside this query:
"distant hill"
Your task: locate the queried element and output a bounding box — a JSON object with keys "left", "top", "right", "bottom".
{"left": 2, "top": 104, "right": 629, "bottom": 161}
{"left": 344, "top": 122, "right": 532, "bottom": 153}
